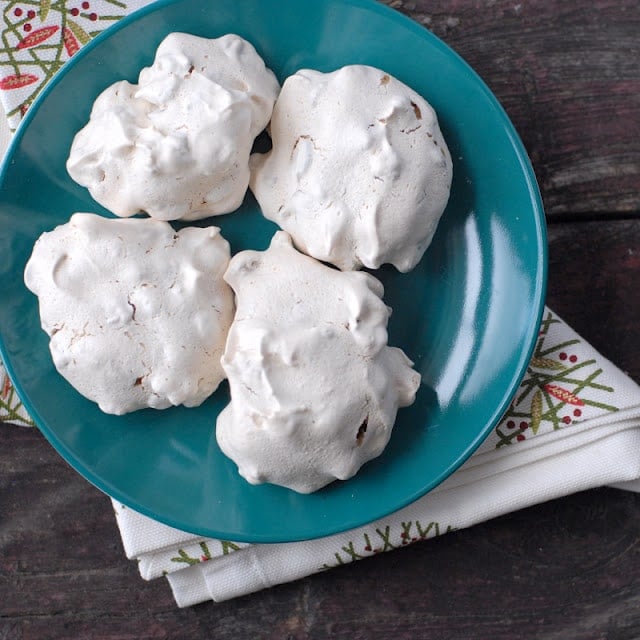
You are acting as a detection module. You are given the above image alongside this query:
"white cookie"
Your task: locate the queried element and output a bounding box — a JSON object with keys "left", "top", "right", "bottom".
{"left": 67, "top": 33, "right": 280, "bottom": 221}
{"left": 216, "top": 231, "right": 421, "bottom": 493}
{"left": 250, "top": 65, "right": 452, "bottom": 272}
{"left": 24, "top": 213, "right": 234, "bottom": 415}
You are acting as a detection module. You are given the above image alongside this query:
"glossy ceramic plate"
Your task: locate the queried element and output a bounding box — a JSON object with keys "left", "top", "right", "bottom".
{"left": 0, "top": 0, "right": 546, "bottom": 542}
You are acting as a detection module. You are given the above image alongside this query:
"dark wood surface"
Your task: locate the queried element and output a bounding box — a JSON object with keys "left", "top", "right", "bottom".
{"left": 2, "top": 0, "right": 640, "bottom": 638}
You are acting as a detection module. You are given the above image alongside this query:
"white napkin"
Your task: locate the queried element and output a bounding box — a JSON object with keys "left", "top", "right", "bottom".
{"left": 1, "top": 6, "right": 639, "bottom": 607}
{"left": 108, "top": 308, "right": 640, "bottom": 605}
{"left": 4, "top": 289, "right": 640, "bottom": 605}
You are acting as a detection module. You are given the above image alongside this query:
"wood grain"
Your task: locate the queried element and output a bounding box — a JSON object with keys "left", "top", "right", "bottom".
{"left": 1, "top": 424, "right": 640, "bottom": 639}
{"left": 384, "top": 0, "right": 640, "bottom": 217}
{"left": 2, "top": 0, "right": 640, "bottom": 637}
{"left": 547, "top": 219, "right": 640, "bottom": 383}
{"left": 2, "top": 219, "right": 640, "bottom": 637}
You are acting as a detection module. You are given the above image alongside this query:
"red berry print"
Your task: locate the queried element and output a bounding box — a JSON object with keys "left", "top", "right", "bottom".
{"left": 559, "top": 352, "right": 567, "bottom": 360}
{"left": 545, "top": 384, "right": 584, "bottom": 407}
{"left": 2, "top": 375, "right": 11, "bottom": 399}
{"left": 364, "top": 545, "right": 371, "bottom": 552}
{"left": 562, "top": 415, "right": 571, "bottom": 424}
{"left": 23, "top": 22, "right": 31, "bottom": 31}
{"left": 17, "top": 25, "right": 59, "bottom": 49}
{"left": 13, "top": 7, "right": 23, "bottom": 16}
{"left": 70, "top": 7, "right": 79, "bottom": 15}
{"left": 516, "top": 434, "right": 526, "bottom": 442}
{"left": 573, "top": 408, "right": 582, "bottom": 417}
{"left": 569, "top": 355, "right": 578, "bottom": 363}
{"left": 200, "top": 555, "right": 209, "bottom": 562}
{"left": 0, "top": 73, "right": 38, "bottom": 90}
{"left": 27, "top": 9, "right": 35, "bottom": 18}
{"left": 89, "top": 12, "right": 97, "bottom": 20}
{"left": 519, "top": 421, "right": 528, "bottom": 430}
{"left": 62, "top": 26, "right": 80, "bottom": 55}
{"left": 82, "top": 0, "right": 90, "bottom": 7}
{"left": 507, "top": 420, "right": 516, "bottom": 429}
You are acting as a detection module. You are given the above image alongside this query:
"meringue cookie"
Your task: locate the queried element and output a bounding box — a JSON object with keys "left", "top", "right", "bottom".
{"left": 67, "top": 33, "right": 280, "bottom": 221}
{"left": 24, "top": 213, "right": 234, "bottom": 415}
{"left": 216, "top": 231, "right": 421, "bottom": 493}
{"left": 249, "top": 65, "right": 452, "bottom": 272}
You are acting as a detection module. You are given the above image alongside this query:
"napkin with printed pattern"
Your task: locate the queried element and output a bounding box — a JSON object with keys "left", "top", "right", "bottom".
{"left": 1, "top": 2, "right": 639, "bottom": 607}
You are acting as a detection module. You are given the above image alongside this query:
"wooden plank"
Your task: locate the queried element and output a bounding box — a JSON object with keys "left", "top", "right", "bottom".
{"left": 2, "top": 217, "right": 640, "bottom": 636}
{"left": 547, "top": 218, "right": 640, "bottom": 382}
{"left": 384, "top": 0, "right": 640, "bottom": 217}
{"left": 1, "top": 425, "right": 639, "bottom": 638}
{"left": 1, "top": 1, "right": 639, "bottom": 637}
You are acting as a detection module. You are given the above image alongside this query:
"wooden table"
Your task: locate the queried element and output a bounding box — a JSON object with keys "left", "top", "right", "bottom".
{"left": 2, "top": 1, "right": 639, "bottom": 637}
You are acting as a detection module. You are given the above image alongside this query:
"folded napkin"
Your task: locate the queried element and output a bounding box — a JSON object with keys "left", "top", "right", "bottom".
{"left": 3, "top": 300, "right": 639, "bottom": 605}
{"left": 109, "top": 308, "right": 640, "bottom": 605}
{"left": 1, "top": 5, "right": 639, "bottom": 607}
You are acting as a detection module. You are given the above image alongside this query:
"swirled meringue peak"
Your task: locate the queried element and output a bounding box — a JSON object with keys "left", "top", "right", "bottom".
{"left": 67, "top": 33, "right": 280, "bottom": 221}
{"left": 24, "top": 213, "right": 235, "bottom": 415}
{"left": 216, "top": 231, "right": 421, "bottom": 493}
{"left": 249, "top": 65, "right": 453, "bottom": 272}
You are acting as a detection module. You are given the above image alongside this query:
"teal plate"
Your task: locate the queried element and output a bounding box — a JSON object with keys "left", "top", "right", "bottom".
{"left": 0, "top": 0, "right": 547, "bottom": 542}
